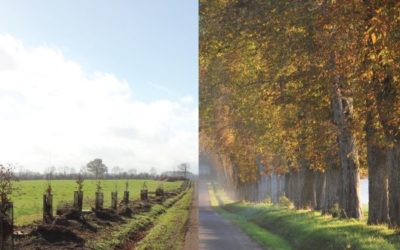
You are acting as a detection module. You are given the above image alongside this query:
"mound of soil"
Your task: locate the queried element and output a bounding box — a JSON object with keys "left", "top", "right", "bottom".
{"left": 55, "top": 207, "right": 97, "bottom": 232}
{"left": 57, "top": 208, "right": 82, "bottom": 221}
{"left": 94, "top": 208, "right": 123, "bottom": 222}
{"left": 118, "top": 206, "right": 133, "bottom": 217}
{"left": 131, "top": 201, "right": 152, "bottom": 213}
{"left": 53, "top": 217, "right": 70, "bottom": 227}
{"left": 151, "top": 196, "right": 164, "bottom": 204}
{"left": 34, "top": 224, "right": 84, "bottom": 244}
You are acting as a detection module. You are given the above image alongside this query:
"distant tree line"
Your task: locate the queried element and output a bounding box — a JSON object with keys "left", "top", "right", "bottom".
{"left": 11, "top": 159, "right": 193, "bottom": 180}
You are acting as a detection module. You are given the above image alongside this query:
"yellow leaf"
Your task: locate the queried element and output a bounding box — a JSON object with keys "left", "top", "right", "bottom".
{"left": 371, "top": 33, "right": 377, "bottom": 45}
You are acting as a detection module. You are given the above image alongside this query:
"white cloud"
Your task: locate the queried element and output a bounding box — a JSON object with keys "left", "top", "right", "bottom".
{"left": 0, "top": 34, "right": 198, "bottom": 174}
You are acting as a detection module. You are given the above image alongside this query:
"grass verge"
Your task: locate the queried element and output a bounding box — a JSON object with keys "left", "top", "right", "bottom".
{"left": 136, "top": 186, "right": 193, "bottom": 250}
{"left": 224, "top": 202, "right": 400, "bottom": 250}
{"left": 208, "top": 183, "right": 291, "bottom": 250}
{"left": 86, "top": 187, "right": 191, "bottom": 250}
{"left": 210, "top": 182, "right": 400, "bottom": 250}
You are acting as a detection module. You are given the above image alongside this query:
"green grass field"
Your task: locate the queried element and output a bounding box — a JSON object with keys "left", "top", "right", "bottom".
{"left": 10, "top": 179, "right": 182, "bottom": 225}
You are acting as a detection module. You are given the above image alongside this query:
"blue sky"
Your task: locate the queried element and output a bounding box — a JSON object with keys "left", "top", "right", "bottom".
{"left": 0, "top": 0, "right": 198, "bottom": 102}
{"left": 0, "top": 1, "right": 198, "bottom": 173}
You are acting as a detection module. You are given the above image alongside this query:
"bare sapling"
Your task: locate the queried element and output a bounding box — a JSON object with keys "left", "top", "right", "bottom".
{"left": 96, "top": 180, "right": 102, "bottom": 193}
{"left": 0, "top": 164, "right": 15, "bottom": 206}
{"left": 76, "top": 174, "right": 84, "bottom": 192}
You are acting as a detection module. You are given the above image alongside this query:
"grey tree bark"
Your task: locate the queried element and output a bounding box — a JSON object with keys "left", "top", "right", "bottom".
{"left": 331, "top": 74, "right": 362, "bottom": 219}
{"left": 321, "top": 165, "right": 341, "bottom": 215}
{"left": 365, "top": 102, "right": 388, "bottom": 224}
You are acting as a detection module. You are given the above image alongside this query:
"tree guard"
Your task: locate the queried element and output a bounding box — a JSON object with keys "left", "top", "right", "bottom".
{"left": 111, "top": 192, "right": 118, "bottom": 210}
{"left": 141, "top": 182, "right": 148, "bottom": 201}
{"left": 74, "top": 191, "right": 83, "bottom": 212}
{"left": 140, "top": 189, "right": 148, "bottom": 201}
{"left": 0, "top": 202, "right": 13, "bottom": 250}
{"left": 95, "top": 192, "right": 104, "bottom": 210}
{"left": 155, "top": 187, "right": 164, "bottom": 197}
{"left": 123, "top": 191, "right": 129, "bottom": 204}
{"left": 43, "top": 194, "right": 53, "bottom": 224}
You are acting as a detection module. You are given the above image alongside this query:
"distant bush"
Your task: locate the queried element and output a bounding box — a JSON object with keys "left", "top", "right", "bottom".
{"left": 330, "top": 203, "right": 341, "bottom": 218}
{"left": 159, "top": 176, "right": 186, "bottom": 182}
{"left": 263, "top": 197, "right": 272, "bottom": 204}
{"left": 279, "top": 196, "right": 293, "bottom": 208}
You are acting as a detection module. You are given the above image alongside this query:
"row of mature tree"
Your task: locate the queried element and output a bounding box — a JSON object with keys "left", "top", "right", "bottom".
{"left": 200, "top": 0, "right": 400, "bottom": 228}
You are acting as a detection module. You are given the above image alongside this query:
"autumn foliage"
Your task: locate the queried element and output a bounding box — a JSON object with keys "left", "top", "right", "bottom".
{"left": 200, "top": 0, "right": 400, "bottom": 227}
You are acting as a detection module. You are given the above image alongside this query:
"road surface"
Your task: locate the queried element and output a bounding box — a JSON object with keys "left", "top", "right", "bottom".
{"left": 198, "top": 180, "right": 264, "bottom": 250}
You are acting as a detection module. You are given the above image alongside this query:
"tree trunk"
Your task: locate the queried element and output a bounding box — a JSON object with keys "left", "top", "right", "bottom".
{"left": 374, "top": 73, "right": 400, "bottom": 228}
{"left": 293, "top": 169, "right": 305, "bottom": 208}
{"left": 279, "top": 174, "right": 285, "bottom": 197}
{"left": 321, "top": 166, "right": 340, "bottom": 215}
{"left": 387, "top": 144, "right": 400, "bottom": 228}
{"left": 314, "top": 171, "right": 324, "bottom": 210}
{"left": 284, "top": 173, "right": 290, "bottom": 198}
{"left": 366, "top": 106, "right": 388, "bottom": 224}
{"left": 266, "top": 174, "right": 272, "bottom": 201}
{"left": 300, "top": 166, "right": 316, "bottom": 209}
{"left": 332, "top": 75, "right": 362, "bottom": 219}
{"left": 271, "top": 172, "right": 278, "bottom": 204}
{"left": 276, "top": 174, "right": 281, "bottom": 202}
{"left": 319, "top": 171, "right": 327, "bottom": 212}
{"left": 258, "top": 175, "right": 268, "bottom": 201}
{"left": 287, "top": 172, "right": 294, "bottom": 201}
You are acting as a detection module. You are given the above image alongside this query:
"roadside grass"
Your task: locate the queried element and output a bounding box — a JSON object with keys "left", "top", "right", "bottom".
{"left": 11, "top": 179, "right": 181, "bottom": 225}
{"left": 136, "top": 187, "right": 193, "bottom": 250}
{"left": 224, "top": 202, "right": 400, "bottom": 250}
{"left": 210, "top": 182, "right": 400, "bottom": 250}
{"left": 208, "top": 183, "right": 292, "bottom": 250}
{"left": 87, "top": 187, "right": 191, "bottom": 249}
{"left": 87, "top": 205, "right": 165, "bottom": 250}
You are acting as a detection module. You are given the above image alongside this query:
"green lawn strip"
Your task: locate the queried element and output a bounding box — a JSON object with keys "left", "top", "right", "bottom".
{"left": 208, "top": 182, "right": 292, "bottom": 250}
{"left": 223, "top": 202, "right": 400, "bottom": 250}
{"left": 216, "top": 207, "right": 292, "bottom": 250}
{"left": 86, "top": 206, "right": 164, "bottom": 250}
{"left": 86, "top": 187, "right": 191, "bottom": 249}
{"left": 11, "top": 179, "right": 182, "bottom": 225}
{"left": 210, "top": 182, "right": 400, "bottom": 250}
{"left": 136, "top": 187, "right": 193, "bottom": 250}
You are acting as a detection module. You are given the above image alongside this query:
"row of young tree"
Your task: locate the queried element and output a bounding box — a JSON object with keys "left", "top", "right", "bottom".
{"left": 200, "top": 0, "right": 400, "bottom": 228}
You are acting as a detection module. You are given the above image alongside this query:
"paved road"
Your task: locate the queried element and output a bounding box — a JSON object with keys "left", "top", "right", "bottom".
{"left": 198, "top": 180, "right": 264, "bottom": 250}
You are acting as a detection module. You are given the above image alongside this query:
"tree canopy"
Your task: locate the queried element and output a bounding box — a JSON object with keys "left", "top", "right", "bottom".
{"left": 200, "top": 0, "right": 400, "bottom": 225}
